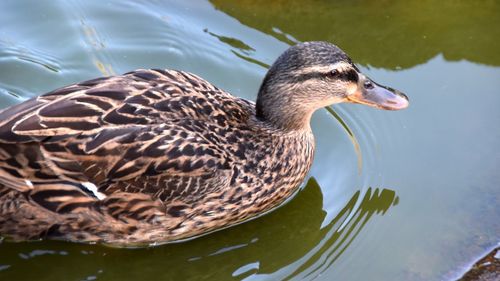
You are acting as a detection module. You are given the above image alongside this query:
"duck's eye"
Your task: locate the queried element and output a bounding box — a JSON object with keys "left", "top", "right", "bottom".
{"left": 328, "top": 69, "right": 340, "bottom": 78}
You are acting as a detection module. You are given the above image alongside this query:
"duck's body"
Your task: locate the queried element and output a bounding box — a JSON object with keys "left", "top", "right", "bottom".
{"left": 0, "top": 42, "right": 407, "bottom": 246}
{"left": 0, "top": 69, "right": 313, "bottom": 245}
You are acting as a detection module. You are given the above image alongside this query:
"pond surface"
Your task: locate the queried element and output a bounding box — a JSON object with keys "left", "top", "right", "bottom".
{"left": 0, "top": 0, "right": 499, "bottom": 280}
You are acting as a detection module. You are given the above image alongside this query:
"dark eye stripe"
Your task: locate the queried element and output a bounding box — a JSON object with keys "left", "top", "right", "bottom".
{"left": 343, "top": 69, "right": 359, "bottom": 82}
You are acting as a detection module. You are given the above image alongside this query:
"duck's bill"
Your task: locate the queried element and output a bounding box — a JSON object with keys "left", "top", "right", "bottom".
{"left": 347, "top": 76, "right": 409, "bottom": 110}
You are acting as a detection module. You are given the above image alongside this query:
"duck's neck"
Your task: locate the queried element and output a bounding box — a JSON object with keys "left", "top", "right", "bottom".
{"left": 255, "top": 92, "right": 314, "bottom": 132}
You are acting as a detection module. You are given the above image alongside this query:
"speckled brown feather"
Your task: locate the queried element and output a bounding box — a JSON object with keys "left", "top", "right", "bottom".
{"left": 0, "top": 68, "right": 315, "bottom": 245}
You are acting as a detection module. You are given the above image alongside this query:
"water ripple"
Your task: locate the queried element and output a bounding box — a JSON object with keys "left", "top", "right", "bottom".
{"left": 325, "top": 106, "right": 363, "bottom": 173}
{"left": 0, "top": 40, "right": 61, "bottom": 73}
{"left": 284, "top": 186, "right": 399, "bottom": 280}
{"left": 0, "top": 82, "right": 31, "bottom": 104}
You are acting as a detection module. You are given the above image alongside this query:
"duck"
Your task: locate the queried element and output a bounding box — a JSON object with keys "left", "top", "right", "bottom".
{"left": 0, "top": 41, "right": 408, "bottom": 246}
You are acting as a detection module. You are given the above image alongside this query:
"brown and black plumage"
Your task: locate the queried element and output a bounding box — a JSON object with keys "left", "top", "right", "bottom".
{"left": 0, "top": 41, "right": 408, "bottom": 246}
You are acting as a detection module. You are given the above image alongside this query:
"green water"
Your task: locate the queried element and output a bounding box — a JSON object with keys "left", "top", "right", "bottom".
{"left": 0, "top": 0, "right": 499, "bottom": 280}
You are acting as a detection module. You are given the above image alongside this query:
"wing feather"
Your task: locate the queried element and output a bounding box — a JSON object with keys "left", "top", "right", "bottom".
{"left": 0, "top": 69, "right": 246, "bottom": 215}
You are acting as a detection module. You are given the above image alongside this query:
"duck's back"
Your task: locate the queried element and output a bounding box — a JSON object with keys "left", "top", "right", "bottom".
{"left": 0, "top": 69, "right": 255, "bottom": 141}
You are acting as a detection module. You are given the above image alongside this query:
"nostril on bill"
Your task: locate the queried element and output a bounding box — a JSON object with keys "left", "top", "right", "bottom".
{"left": 364, "top": 80, "right": 374, "bottom": 89}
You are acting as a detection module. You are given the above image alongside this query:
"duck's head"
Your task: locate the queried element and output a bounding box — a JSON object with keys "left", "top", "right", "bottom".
{"left": 256, "top": 41, "right": 409, "bottom": 130}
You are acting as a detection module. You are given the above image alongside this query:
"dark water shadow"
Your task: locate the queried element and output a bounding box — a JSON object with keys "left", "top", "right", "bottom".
{"left": 210, "top": 0, "right": 500, "bottom": 69}
{"left": 0, "top": 178, "right": 398, "bottom": 280}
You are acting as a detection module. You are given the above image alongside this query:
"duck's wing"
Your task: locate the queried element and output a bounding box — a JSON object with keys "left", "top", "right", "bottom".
{"left": 0, "top": 69, "right": 243, "bottom": 220}
{"left": 0, "top": 121, "right": 232, "bottom": 242}
{"left": 0, "top": 69, "right": 254, "bottom": 143}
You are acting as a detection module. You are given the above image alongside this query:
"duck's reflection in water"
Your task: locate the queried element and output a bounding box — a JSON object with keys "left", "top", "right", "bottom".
{"left": 178, "top": 177, "right": 399, "bottom": 280}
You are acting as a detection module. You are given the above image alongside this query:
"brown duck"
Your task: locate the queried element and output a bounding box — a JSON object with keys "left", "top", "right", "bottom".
{"left": 0, "top": 42, "right": 408, "bottom": 246}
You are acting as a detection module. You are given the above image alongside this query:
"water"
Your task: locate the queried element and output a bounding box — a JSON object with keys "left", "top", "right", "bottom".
{"left": 0, "top": 0, "right": 499, "bottom": 280}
